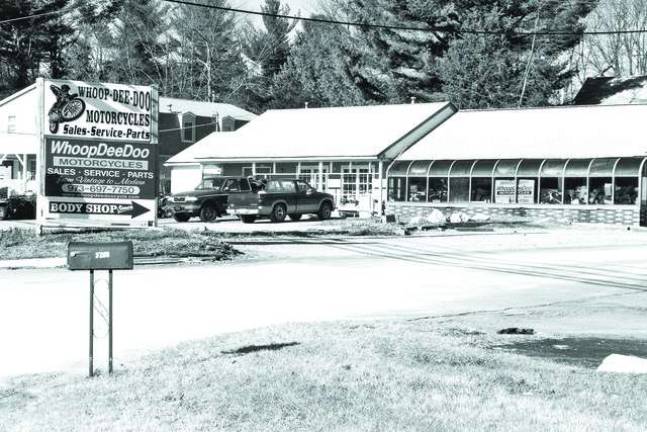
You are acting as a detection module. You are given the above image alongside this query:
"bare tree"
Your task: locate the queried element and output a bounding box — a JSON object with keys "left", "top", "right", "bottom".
{"left": 579, "top": 0, "right": 647, "bottom": 78}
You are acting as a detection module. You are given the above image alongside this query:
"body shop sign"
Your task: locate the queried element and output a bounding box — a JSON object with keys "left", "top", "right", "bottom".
{"left": 44, "top": 79, "right": 152, "bottom": 141}
{"left": 45, "top": 138, "right": 156, "bottom": 200}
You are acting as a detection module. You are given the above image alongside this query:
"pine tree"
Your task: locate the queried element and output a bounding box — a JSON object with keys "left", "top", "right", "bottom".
{"left": 240, "top": 0, "right": 296, "bottom": 111}
{"left": 270, "top": 17, "right": 368, "bottom": 108}
{"left": 173, "top": 0, "right": 247, "bottom": 104}
{"left": 0, "top": 0, "right": 74, "bottom": 97}
{"left": 108, "top": 0, "right": 176, "bottom": 90}
{"left": 337, "top": 0, "right": 598, "bottom": 107}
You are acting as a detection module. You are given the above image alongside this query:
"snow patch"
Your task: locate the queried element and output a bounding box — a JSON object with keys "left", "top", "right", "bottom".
{"left": 597, "top": 354, "right": 647, "bottom": 374}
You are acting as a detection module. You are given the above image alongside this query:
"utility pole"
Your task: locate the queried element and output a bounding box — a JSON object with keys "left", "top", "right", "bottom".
{"left": 518, "top": 7, "right": 542, "bottom": 107}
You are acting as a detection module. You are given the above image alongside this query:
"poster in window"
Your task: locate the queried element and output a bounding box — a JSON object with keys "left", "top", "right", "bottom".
{"left": 517, "top": 179, "right": 535, "bottom": 204}
{"left": 494, "top": 179, "right": 516, "bottom": 204}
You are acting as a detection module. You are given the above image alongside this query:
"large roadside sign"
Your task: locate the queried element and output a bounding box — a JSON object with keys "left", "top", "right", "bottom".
{"left": 38, "top": 79, "right": 158, "bottom": 226}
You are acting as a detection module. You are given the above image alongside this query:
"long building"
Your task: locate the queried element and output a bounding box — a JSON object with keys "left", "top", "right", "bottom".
{"left": 169, "top": 101, "right": 647, "bottom": 226}
{"left": 389, "top": 104, "right": 647, "bottom": 226}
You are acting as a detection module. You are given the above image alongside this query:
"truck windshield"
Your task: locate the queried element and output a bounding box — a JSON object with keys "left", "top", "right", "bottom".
{"left": 196, "top": 177, "right": 224, "bottom": 190}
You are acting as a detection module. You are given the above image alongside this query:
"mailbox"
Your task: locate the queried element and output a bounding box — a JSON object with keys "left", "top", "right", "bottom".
{"left": 67, "top": 241, "right": 134, "bottom": 270}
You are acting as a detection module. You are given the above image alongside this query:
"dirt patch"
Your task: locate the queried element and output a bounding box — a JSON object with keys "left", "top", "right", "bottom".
{"left": 492, "top": 337, "right": 647, "bottom": 368}
{"left": 222, "top": 342, "right": 300, "bottom": 355}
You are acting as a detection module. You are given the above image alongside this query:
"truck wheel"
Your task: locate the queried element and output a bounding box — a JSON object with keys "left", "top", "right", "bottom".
{"left": 173, "top": 214, "right": 190, "bottom": 222}
{"left": 241, "top": 215, "right": 256, "bottom": 224}
{"left": 318, "top": 202, "right": 332, "bottom": 220}
{"left": 199, "top": 204, "right": 218, "bottom": 222}
{"left": 288, "top": 213, "right": 302, "bottom": 221}
{"left": 270, "top": 203, "right": 287, "bottom": 222}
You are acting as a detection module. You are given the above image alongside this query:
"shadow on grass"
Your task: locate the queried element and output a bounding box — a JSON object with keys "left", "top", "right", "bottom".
{"left": 492, "top": 337, "right": 647, "bottom": 368}
{"left": 222, "top": 342, "right": 300, "bottom": 355}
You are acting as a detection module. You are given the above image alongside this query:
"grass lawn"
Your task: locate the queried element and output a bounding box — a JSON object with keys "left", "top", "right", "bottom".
{"left": 2, "top": 319, "right": 646, "bottom": 431}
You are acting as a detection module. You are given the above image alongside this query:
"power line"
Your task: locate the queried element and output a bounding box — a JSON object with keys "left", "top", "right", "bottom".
{"left": 163, "top": 0, "right": 647, "bottom": 36}
{"left": 0, "top": 6, "right": 74, "bottom": 26}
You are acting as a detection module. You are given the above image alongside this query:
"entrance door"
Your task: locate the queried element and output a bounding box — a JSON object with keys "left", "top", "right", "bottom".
{"left": 341, "top": 166, "right": 374, "bottom": 213}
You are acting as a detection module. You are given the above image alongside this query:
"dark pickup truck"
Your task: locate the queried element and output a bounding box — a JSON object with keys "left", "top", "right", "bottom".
{"left": 0, "top": 192, "right": 36, "bottom": 220}
{"left": 169, "top": 177, "right": 264, "bottom": 222}
{"left": 228, "top": 179, "right": 335, "bottom": 223}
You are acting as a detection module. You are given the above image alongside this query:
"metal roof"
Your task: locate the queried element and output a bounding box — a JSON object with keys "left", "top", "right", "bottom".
{"left": 398, "top": 104, "right": 647, "bottom": 161}
{"left": 166, "top": 102, "right": 455, "bottom": 164}
{"left": 159, "top": 97, "right": 257, "bottom": 121}
{"left": 574, "top": 76, "right": 647, "bottom": 105}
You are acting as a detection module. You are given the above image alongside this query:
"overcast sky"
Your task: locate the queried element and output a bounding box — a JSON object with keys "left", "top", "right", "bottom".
{"left": 232, "top": 0, "right": 325, "bottom": 27}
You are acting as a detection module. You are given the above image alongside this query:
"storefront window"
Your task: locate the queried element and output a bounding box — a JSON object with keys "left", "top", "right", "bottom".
{"left": 450, "top": 160, "right": 474, "bottom": 177}
{"left": 540, "top": 178, "right": 562, "bottom": 204}
{"left": 428, "top": 178, "right": 448, "bottom": 203}
{"left": 615, "top": 158, "right": 643, "bottom": 177}
{"left": 472, "top": 160, "right": 497, "bottom": 177}
{"left": 539, "top": 160, "right": 566, "bottom": 205}
{"left": 614, "top": 177, "right": 639, "bottom": 205}
{"left": 494, "top": 160, "right": 520, "bottom": 177}
{"left": 389, "top": 161, "right": 410, "bottom": 176}
{"left": 517, "top": 160, "right": 542, "bottom": 177}
{"left": 388, "top": 177, "right": 406, "bottom": 202}
{"left": 590, "top": 158, "right": 618, "bottom": 177}
{"left": 449, "top": 178, "right": 469, "bottom": 203}
{"left": 408, "top": 177, "right": 427, "bottom": 202}
{"left": 408, "top": 161, "right": 432, "bottom": 177}
{"left": 589, "top": 177, "right": 612, "bottom": 204}
{"left": 564, "top": 178, "right": 587, "bottom": 205}
{"left": 428, "top": 161, "right": 452, "bottom": 177}
{"left": 471, "top": 178, "right": 492, "bottom": 202}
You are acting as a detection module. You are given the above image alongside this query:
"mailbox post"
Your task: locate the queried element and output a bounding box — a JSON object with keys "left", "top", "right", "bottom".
{"left": 68, "top": 241, "right": 134, "bottom": 377}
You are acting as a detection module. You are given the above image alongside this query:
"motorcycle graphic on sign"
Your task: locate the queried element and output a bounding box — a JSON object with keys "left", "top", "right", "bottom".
{"left": 47, "top": 84, "right": 86, "bottom": 134}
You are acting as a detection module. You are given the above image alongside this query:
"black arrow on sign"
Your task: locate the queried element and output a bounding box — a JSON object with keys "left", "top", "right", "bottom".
{"left": 117, "top": 201, "right": 151, "bottom": 219}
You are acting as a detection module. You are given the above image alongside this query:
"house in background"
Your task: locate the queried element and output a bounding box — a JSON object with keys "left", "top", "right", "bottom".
{"left": 0, "top": 85, "right": 39, "bottom": 197}
{"left": 573, "top": 76, "right": 647, "bottom": 105}
{"left": 158, "top": 97, "right": 256, "bottom": 193}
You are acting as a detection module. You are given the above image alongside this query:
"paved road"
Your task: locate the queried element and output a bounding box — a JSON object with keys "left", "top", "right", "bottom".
{"left": 2, "top": 228, "right": 647, "bottom": 379}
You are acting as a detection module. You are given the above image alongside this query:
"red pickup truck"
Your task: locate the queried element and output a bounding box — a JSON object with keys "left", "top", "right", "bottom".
{"left": 228, "top": 179, "right": 335, "bottom": 223}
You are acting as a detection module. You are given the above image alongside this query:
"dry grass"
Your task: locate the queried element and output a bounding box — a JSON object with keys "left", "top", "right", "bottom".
{"left": 0, "top": 219, "right": 403, "bottom": 261}
{"left": 2, "top": 319, "right": 646, "bottom": 431}
{"left": 202, "top": 219, "right": 406, "bottom": 239}
{"left": 0, "top": 228, "right": 241, "bottom": 261}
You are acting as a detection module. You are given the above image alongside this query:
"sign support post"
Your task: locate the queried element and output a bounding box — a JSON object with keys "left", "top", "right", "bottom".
{"left": 108, "top": 269, "right": 113, "bottom": 375}
{"left": 68, "top": 241, "right": 133, "bottom": 378}
{"left": 89, "top": 269, "right": 94, "bottom": 378}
